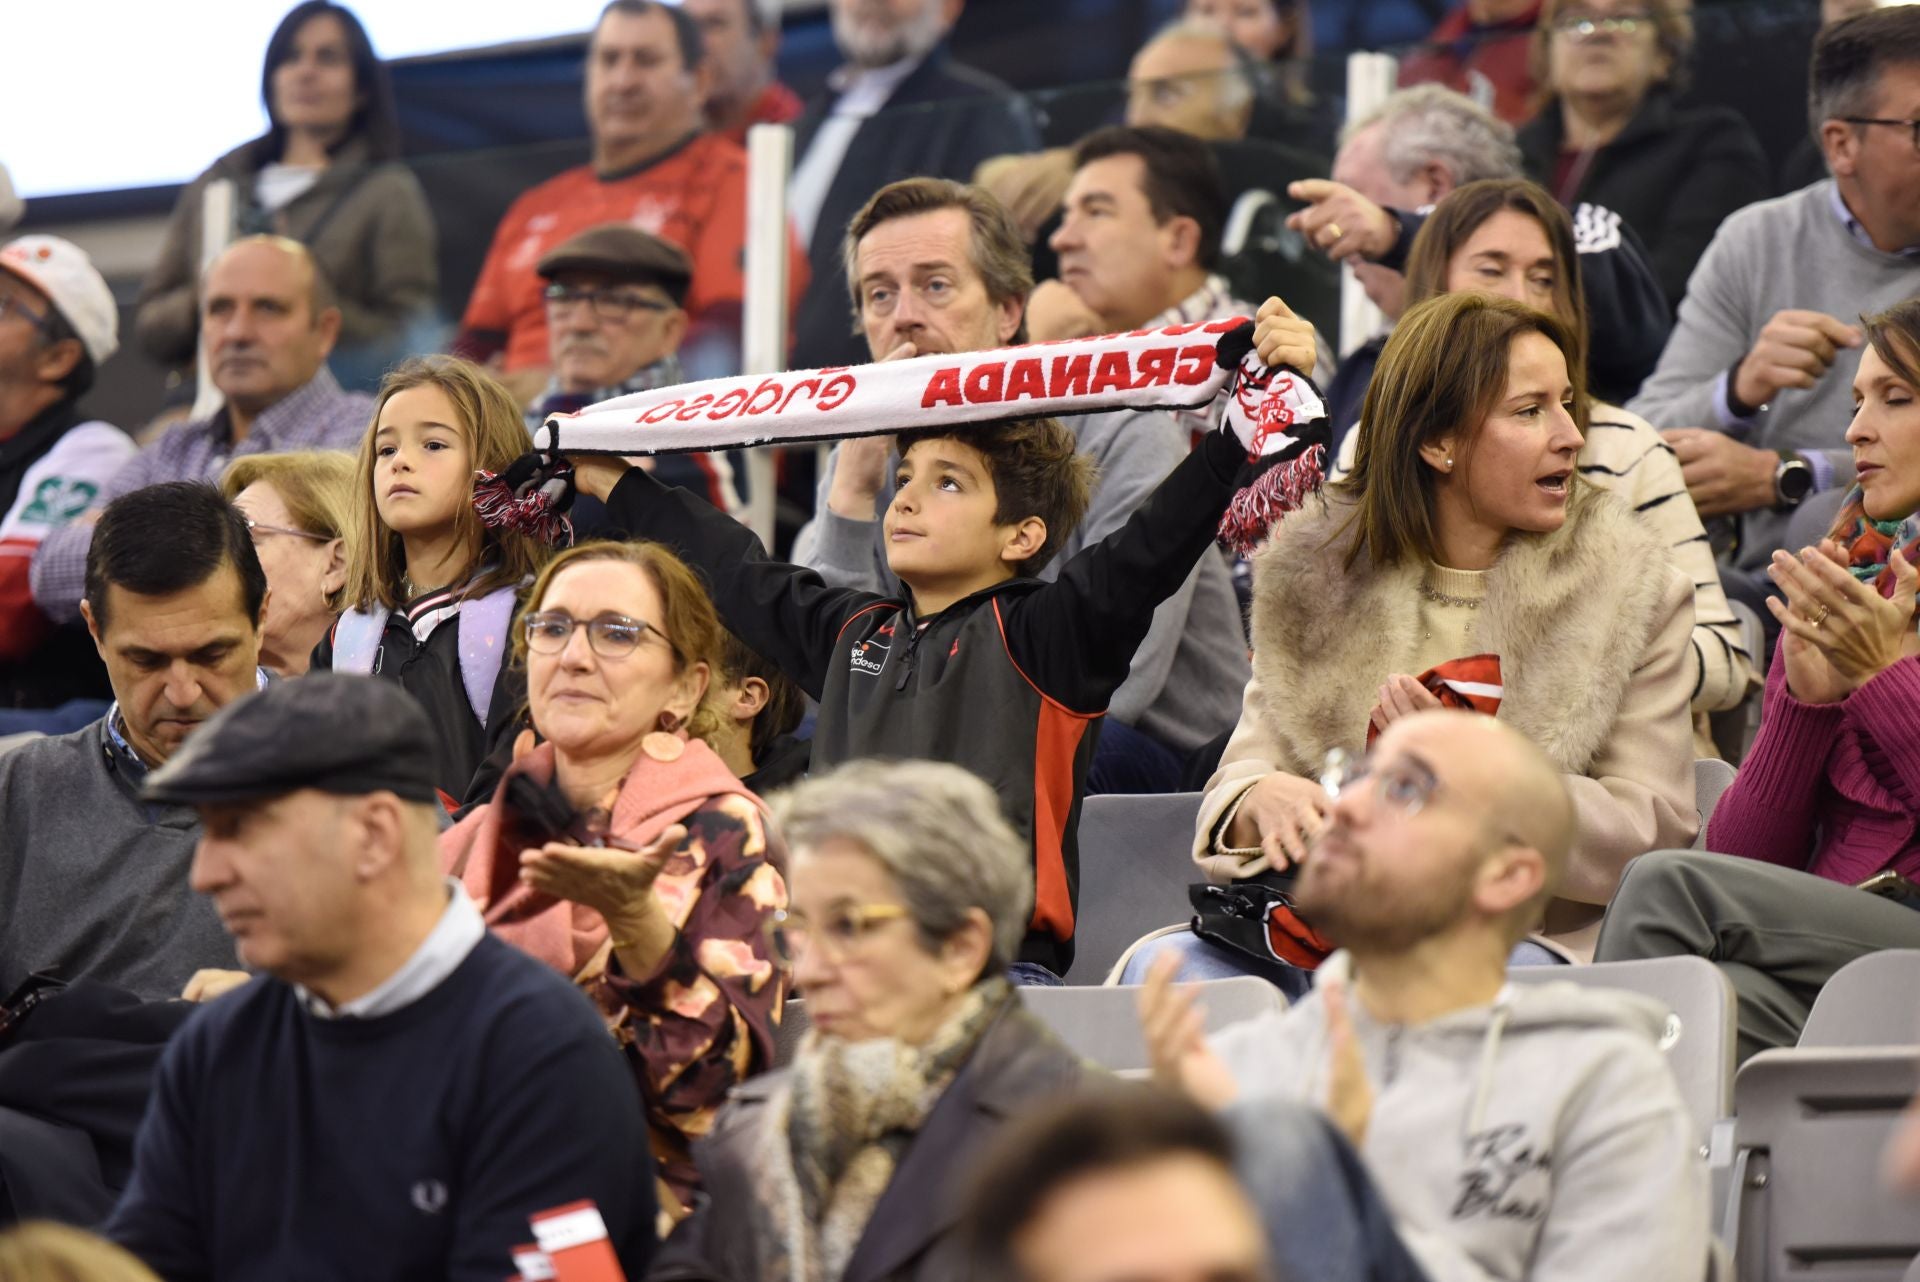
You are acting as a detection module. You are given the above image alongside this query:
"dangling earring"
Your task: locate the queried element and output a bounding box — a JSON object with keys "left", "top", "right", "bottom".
{"left": 642, "top": 712, "right": 685, "bottom": 762}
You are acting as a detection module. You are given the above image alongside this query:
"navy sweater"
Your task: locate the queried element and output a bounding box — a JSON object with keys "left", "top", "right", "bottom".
{"left": 105, "top": 934, "right": 655, "bottom": 1281}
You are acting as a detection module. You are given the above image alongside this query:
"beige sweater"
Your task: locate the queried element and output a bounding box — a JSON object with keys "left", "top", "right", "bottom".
{"left": 1194, "top": 486, "right": 1699, "bottom": 955}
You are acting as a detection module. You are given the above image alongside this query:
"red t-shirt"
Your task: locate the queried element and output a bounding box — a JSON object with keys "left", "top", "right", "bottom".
{"left": 718, "top": 81, "right": 804, "bottom": 148}
{"left": 458, "top": 130, "right": 807, "bottom": 372}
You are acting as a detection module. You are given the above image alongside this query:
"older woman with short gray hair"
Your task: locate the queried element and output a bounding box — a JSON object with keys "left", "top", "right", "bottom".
{"left": 650, "top": 759, "right": 1089, "bottom": 1282}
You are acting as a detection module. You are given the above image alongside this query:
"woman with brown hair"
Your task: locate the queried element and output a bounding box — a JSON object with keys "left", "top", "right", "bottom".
{"left": 1360, "top": 178, "right": 1751, "bottom": 728}
{"left": 311, "top": 355, "right": 552, "bottom": 800}
{"left": 1189, "top": 290, "right": 1696, "bottom": 972}
{"left": 1597, "top": 298, "right": 1920, "bottom": 1059}
{"left": 441, "top": 538, "right": 788, "bottom": 1230}
{"left": 1517, "top": 0, "right": 1767, "bottom": 310}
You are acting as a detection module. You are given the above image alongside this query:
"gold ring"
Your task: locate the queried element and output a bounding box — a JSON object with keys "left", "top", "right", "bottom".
{"left": 1810, "top": 603, "right": 1831, "bottom": 626}
{"left": 1325, "top": 222, "right": 1344, "bottom": 243}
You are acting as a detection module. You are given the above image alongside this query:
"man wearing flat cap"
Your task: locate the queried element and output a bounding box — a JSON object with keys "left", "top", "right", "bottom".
{"left": 528, "top": 222, "right": 746, "bottom": 519}
{"left": 104, "top": 673, "right": 657, "bottom": 1282}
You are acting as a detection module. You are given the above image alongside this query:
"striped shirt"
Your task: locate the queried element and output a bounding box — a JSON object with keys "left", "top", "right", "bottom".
{"left": 30, "top": 369, "right": 373, "bottom": 623}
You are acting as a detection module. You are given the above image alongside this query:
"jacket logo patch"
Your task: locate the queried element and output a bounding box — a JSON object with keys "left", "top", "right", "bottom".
{"left": 1451, "top": 1126, "right": 1551, "bottom": 1224}
{"left": 849, "top": 635, "right": 889, "bottom": 677}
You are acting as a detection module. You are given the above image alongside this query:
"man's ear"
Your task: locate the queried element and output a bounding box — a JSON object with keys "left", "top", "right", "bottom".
{"left": 727, "top": 676, "right": 771, "bottom": 725}
{"left": 80, "top": 597, "right": 104, "bottom": 653}
{"left": 1474, "top": 843, "right": 1547, "bottom": 921}
{"left": 1163, "top": 214, "right": 1203, "bottom": 271}
{"left": 997, "top": 515, "right": 1049, "bottom": 568}
{"left": 33, "top": 336, "right": 83, "bottom": 387}
{"left": 661, "top": 306, "right": 690, "bottom": 352}
{"left": 255, "top": 585, "right": 273, "bottom": 636}
{"left": 312, "top": 306, "right": 343, "bottom": 358}
{"left": 349, "top": 793, "right": 410, "bottom": 881}
{"left": 1821, "top": 119, "right": 1860, "bottom": 178}
{"left": 1419, "top": 161, "right": 1452, "bottom": 205}
{"left": 997, "top": 291, "right": 1026, "bottom": 345}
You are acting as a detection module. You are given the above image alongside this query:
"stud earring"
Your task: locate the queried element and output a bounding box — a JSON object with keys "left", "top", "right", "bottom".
{"left": 1444, "top": 456, "right": 1454, "bottom": 469}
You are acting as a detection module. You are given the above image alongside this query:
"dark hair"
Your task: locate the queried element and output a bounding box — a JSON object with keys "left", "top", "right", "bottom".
{"left": 598, "top": 0, "right": 705, "bottom": 72}
{"left": 1072, "top": 125, "right": 1230, "bottom": 270}
{"left": 85, "top": 483, "right": 267, "bottom": 634}
{"left": 1809, "top": 6, "right": 1920, "bottom": 143}
{"left": 961, "top": 1085, "right": 1242, "bottom": 1280}
{"left": 260, "top": 2, "right": 401, "bottom": 163}
{"left": 38, "top": 305, "right": 95, "bottom": 400}
{"left": 1403, "top": 178, "right": 1590, "bottom": 381}
{"left": 895, "top": 418, "right": 1097, "bottom": 577}
{"left": 718, "top": 630, "right": 804, "bottom": 760}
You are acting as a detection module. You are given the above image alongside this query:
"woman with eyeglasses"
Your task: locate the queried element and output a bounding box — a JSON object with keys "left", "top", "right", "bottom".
{"left": 1181, "top": 291, "right": 1696, "bottom": 986}
{"left": 218, "top": 450, "right": 355, "bottom": 675}
{"left": 441, "top": 538, "right": 789, "bottom": 1233}
{"left": 1516, "top": 0, "right": 1767, "bottom": 311}
{"left": 650, "top": 758, "right": 1087, "bottom": 1282}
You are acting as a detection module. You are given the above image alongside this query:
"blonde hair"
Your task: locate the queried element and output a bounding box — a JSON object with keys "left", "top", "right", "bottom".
{"left": 515, "top": 539, "right": 728, "bottom": 746}
{"left": 341, "top": 356, "right": 550, "bottom": 611}
{"left": 219, "top": 450, "right": 357, "bottom": 610}
{"left": 0, "top": 1222, "right": 163, "bottom": 1282}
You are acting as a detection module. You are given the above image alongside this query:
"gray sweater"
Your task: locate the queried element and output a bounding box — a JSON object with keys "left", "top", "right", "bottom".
{"left": 1628, "top": 180, "right": 1920, "bottom": 570}
{"left": 0, "top": 720, "right": 232, "bottom": 1000}
{"left": 794, "top": 408, "right": 1251, "bottom": 754}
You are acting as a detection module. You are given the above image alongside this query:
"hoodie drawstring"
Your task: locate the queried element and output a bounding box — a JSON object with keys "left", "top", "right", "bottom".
{"left": 1466, "top": 998, "right": 1513, "bottom": 1136}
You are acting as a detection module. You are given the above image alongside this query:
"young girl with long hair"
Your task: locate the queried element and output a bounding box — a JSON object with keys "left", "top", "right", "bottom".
{"left": 313, "top": 355, "right": 550, "bottom": 800}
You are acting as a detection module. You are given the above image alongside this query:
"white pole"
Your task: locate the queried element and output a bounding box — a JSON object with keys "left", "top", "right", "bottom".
{"left": 1340, "top": 51, "right": 1398, "bottom": 359}
{"left": 190, "top": 178, "right": 235, "bottom": 422}
{"left": 741, "top": 122, "right": 794, "bottom": 546}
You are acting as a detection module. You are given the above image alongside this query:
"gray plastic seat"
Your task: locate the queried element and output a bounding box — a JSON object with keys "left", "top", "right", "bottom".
{"left": 1694, "top": 757, "right": 1738, "bottom": 849}
{"left": 1067, "top": 792, "right": 1206, "bottom": 983}
{"left": 1725, "top": 1047, "right": 1920, "bottom": 1282}
{"left": 1800, "top": 950, "right": 1920, "bottom": 1049}
{"left": 1020, "top": 976, "right": 1287, "bottom": 1075}
{"left": 1508, "top": 955, "right": 1735, "bottom": 1151}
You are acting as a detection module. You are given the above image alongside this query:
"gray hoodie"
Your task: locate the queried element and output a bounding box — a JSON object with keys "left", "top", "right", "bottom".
{"left": 1212, "top": 952, "right": 1710, "bottom": 1282}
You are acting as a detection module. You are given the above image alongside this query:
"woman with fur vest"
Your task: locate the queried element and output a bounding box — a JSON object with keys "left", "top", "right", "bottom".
{"left": 1193, "top": 290, "right": 1697, "bottom": 964}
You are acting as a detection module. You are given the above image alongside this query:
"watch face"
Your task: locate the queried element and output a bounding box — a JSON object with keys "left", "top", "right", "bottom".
{"left": 1779, "top": 461, "right": 1814, "bottom": 504}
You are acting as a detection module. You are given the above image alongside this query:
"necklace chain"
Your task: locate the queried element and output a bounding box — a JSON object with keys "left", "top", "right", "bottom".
{"left": 1418, "top": 581, "right": 1482, "bottom": 610}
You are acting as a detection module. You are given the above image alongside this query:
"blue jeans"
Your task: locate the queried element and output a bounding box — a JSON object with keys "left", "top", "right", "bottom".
{"left": 1086, "top": 718, "right": 1184, "bottom": 795}
{"left": 1006, "top": 961, "right": 1064, "bottom": 987}
{"left": 1226, "top": 1094, "right": 1432, "bottom": 1282}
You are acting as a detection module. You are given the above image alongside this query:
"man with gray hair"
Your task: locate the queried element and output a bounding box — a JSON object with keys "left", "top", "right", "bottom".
{"left": 787, "top": 0, "right": 1041, "bottom": 370}
{"left": 1629, "top": 6, "right": 1920, "bottom": 620}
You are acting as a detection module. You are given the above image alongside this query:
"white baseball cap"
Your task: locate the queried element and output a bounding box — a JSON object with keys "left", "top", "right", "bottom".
{"left": 0, "top": 235, "right": 118, "bottom": 365}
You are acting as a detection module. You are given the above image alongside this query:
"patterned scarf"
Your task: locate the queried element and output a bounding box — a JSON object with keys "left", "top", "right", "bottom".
{"left": 753, "top": 977, "right": 1014, "bottom": 1282}
{"left": 1829, "top": 485, "right": 1920, "bottom": 619}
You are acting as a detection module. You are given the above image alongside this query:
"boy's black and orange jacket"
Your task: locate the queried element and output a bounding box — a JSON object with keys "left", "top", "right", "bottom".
{"left": 603, "top": 428, "right": 1255, "bottom": 976}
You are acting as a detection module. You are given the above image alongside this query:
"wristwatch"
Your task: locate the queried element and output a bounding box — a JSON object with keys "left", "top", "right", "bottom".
{"left": 1774, "top": 452, "right": 1814, "bottom": 508}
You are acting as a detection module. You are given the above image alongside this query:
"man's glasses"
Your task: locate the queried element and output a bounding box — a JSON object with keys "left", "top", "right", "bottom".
{"left": 1552, "top": 12, "right": 1652, "bottom": 36}
{"left": 763, "top": 904, "right": 913, "bottom": 966}
{"left": 542, "top": 283, "right": 676, "bottom": 322}
{"left": 1319, "top": 747, "right": 1442, "bottom": 818}
{"left": 0, "top": 293, "right": 54, "bottom": 337}
{"left": 243, "top": 516, "right": 328, "bottom": 544}
{"left": 1841, "top": 118, "right": 1920, "bottom": 155}
{"left": 523, "top": 609, "right": 673, "bottom": 660}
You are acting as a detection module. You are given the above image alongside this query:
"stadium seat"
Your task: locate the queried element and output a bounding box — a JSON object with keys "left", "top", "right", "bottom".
{"left": 1067, "top": 791, "right": 1206, "bottom": 983}
{"left": 1724, "top": 1047, "right": 1920, "bottom": 1282}
{"left": 1506, "top": 955, "right": 1735, "bottom": 1153}
{"left": 1694, "top": 757, "right": 1738, "bottom": 849}
{"left": 1019, "top": 976, "right": 1287, "bottom": 1076}
{"left": 1799, "top": 951, "right": 1920, "bottom": 1049}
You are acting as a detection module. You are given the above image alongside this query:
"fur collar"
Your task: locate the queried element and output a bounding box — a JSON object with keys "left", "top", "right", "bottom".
{"left": 1248, "top": 484, "right": 1669, "bottom": 776}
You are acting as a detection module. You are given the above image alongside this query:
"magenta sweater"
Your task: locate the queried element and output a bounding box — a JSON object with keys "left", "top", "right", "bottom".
{"left": 1706, "top": 648, "right": 1920, "bottom": 882}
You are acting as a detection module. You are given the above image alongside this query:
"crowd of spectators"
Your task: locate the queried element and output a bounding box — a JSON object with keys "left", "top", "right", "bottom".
{"left": 3, "top": 0, "right": 1920, "bottom": 1278}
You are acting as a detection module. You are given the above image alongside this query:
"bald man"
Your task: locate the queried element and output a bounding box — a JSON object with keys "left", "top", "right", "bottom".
{"left": 32, "top": 235, "right": 372, "bottom": 621}
{"left": 1142, "top": 711, "right": 1710, "bottom": 1282}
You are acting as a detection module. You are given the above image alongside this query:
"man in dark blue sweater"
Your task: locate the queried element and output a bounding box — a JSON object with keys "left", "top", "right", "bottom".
{"left": 104, "top": 674, "right": 655, "bottom": 1281}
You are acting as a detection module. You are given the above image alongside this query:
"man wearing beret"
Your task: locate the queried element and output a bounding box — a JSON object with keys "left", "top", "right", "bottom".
{"left": 104, "top": 673, "right": 657, "bottom": 1282}
{"left": 527, "top": 222, "right": 746, "bottom": 520}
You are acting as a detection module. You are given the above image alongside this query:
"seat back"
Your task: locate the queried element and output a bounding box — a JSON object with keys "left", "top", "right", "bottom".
{"left": 1020, "top": 977, "right": 1287, "bottom": 1075}
{"left": 1693, "top": 758, "right": 1738, "bottom": 849}
{"left": 1782, "top": 485, "right": 1851, "bottom": 554}
{"left": 1508, "top": 955, "right": 1735, "bottom": 1150}
{"left": 1800, "top": 951, "right": 1920, "bottom": 1049}
{"left": 1730, "top": 1048, "right": 1920, "bottom": 1282}
{"left": 1068, "top": 792, "right": 1206, "bottom": 983}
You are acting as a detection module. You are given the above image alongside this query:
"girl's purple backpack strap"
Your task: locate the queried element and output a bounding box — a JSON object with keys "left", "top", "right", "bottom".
{"left": 331, "top": 607, "right": 388, "bottom": 675}
{"left": 457, "top": 585, "right": 520, "bottom": 728}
